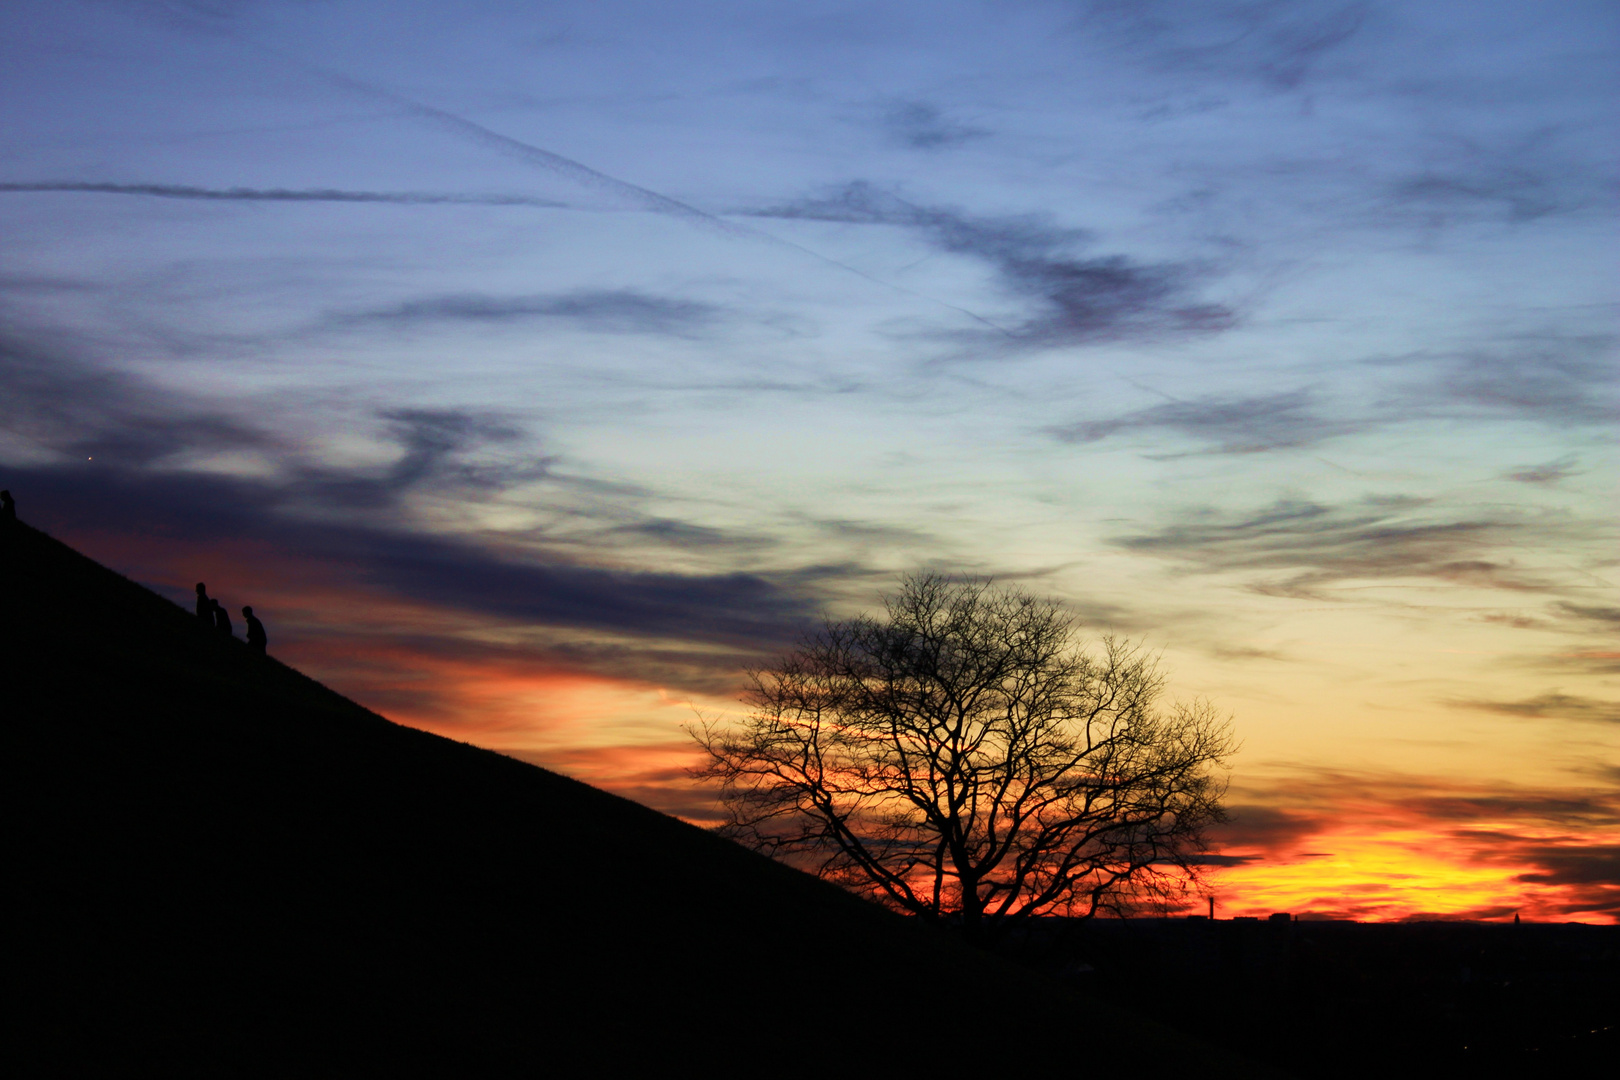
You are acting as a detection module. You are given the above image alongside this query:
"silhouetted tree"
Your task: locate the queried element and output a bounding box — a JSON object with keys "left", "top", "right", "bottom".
{"left": 694, "top": 574, "right": 1234, "bottom": 940}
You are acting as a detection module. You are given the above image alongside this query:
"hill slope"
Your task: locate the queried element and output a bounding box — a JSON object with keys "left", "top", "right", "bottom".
{"left": 3, "top": 520, "right": 1267, "bottom": 1073}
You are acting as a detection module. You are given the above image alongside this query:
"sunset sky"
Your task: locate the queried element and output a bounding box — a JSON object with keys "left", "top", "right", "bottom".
{"left": 3, "top": 0, "right": 1615, "bottom": 921}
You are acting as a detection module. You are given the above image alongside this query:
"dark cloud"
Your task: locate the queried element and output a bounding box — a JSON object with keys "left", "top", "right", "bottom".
{"left": 1504, "top": 456, "right": 1580, "bottom": 485}
{"left": 602, "top": 518, "right": 774, "bottom": 551}
{"left": 0, "top": 329, "right": 274, "bottom": 467}
{"left": 1054, "top": 335, "right": 1613, "bottom": 457}
{"left": 1554, "top": 602, "right": 1620, "bottom": 628}
{"left": 0, "top": 181, "right": 571, "bottom": 209}
{"left": 1, "top": 328, "right": 543, "bottom": 506}
{"left": 1514, "top": 846, "right": 1620, "bottom": 888}
{"left": 753, "top": 182, "right": 1232, "bottom": 347}
{"left": 1080, "top": 0, "right": 1369, "bottom": 92}
{"left": 0, "top": 335, "right": 830, "bottom": 675}
{"left": 1207, "top": 643, "right": 1288, "bottom": 662}
{"left": 328, "top": 290, "right": 719, "bottom": 336}
{"left": 1241, "top": 770, "right": 1620, "bottom": 832}
{"left": 1050, "top": 388, "right": 1358, "bottom": 453}
{"left": 1455, "top": 692, "right": 1619, "bottom": 726}
{"left": 1376, "top": 333, "right": 1618, "bottom": 428}
{"left": 1376, "top": 127, "right": 1612, "bottom": 229}
{"left": 286, "top": 409, "right": 532, "bottom": 512}
{"left": 1537, "top": 649, "right": 1620, "bottom": 677}
{"left": 1207, "top": 802, "right": 1327, "bottom": 853}
{"left": 1111, "top": 495, "right": 1563, "bottom": 598}
{"left": 1477, "top": 612, "right": 1543, "bottom": 630}
{"left": 880, "top": 102, "right": 988, "bottom": 149}
{"left": 1390, "top": 164, "right": 1564, "bottom": 226}
{"left": 15, "top": 462, "right": 821, "bottom": 652}
{"left": 1188, "top": 853, "right": 1261, "bottom": 867}
{"left": 352, "top": 529, "right": 815, "bottom": 647}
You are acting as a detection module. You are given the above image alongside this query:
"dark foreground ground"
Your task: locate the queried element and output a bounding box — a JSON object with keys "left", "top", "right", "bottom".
{"left": 1009, "top": 915, "right": 1619, "bottom": 1077}
{"left": 3, "top": 520, "right": 1272, "bottom": 1075}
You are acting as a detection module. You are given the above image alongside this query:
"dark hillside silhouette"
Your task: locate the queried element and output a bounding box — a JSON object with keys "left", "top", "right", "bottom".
{"left": 1, "top": 519, "right": 1273, "bottom": 1074}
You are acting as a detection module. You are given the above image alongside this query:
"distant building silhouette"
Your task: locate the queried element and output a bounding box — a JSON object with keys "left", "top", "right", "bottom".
{"left": 212, "top": 598, "right": 233, "bottom": 638}
{"left": 242, "top": 606, "right": 267, "bottom": 654}
{"left": 195, "top": 583, "right": 212, "bottom": 622}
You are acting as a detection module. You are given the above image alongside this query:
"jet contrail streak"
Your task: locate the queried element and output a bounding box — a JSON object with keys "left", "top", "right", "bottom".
{"left": 0, "top": 181, "right": 569, "bottom": 208}
{"left": 107, "top": 6, "right": 1014, "bottom": 335}
{"left": 296, "top": 64, "right": 1011, "bottom": 333}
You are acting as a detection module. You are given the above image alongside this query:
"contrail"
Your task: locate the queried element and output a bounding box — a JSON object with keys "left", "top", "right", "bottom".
{"left": 328, "top": 81, "right": 1009, "bottom": 333}
{"left": 114, "top": 5, "right": 1014, "bottom": 335}
{"left": 0, "top": 181, "right": 569, "bottom": 208}
{"left": 259, "top": 41, "right": 1009, "bottom": 332}
{"left": 310, "top": 68, "right": 752, "bottom": 237}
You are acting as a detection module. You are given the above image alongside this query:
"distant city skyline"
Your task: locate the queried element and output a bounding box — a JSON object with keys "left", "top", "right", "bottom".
{"left": 3, "top": 0, "right": 1615, "bottom": 920}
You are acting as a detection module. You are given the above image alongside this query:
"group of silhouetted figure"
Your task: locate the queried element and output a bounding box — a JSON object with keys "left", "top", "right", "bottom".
{"left": 3, "top": 488, "right": 271, "bottom": 655}
{"left": 195, "top": 583, "right": 267, "bottom": 653}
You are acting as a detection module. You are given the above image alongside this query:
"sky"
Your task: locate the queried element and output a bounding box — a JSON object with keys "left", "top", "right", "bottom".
{"left": 3, "top": 0, "right": 1616, "bottom": 921}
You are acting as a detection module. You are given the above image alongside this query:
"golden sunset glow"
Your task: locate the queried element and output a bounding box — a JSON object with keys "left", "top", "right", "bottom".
{"left": 1213, "top": 827, "right": 1620, "bottom": 923}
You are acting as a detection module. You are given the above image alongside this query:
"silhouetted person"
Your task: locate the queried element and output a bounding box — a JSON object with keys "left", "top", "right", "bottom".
{"left": 242, "top": 606, "right": 266, "bottom": 654}
{"left": 1, "top": 489, "right": 14, "bottom": 523}
{"left": 195, "top": 582, "right": 213, "bottom": 622}
{"left": 212, "top": 598, "right": 233, "bottom": 638}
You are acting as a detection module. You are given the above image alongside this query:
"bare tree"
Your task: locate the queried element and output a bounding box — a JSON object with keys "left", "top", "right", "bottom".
{"left": 693, "top": 574, "right": 1233, "bottom": 939}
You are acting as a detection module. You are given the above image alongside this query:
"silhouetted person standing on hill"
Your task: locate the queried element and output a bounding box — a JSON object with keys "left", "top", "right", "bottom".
{"left": 212, "top": 598, "right": 233, "bottom": 638}
{"left": 195, "top": 582, "right": 213, "bottom": 622}
{"left": 1, "top": 489, "right": 14, "bottom": 523}
{"left": 242, "top": 606, "right": 266, "bottom": 654}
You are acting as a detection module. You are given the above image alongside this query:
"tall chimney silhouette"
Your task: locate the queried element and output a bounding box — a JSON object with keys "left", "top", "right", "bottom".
{"left": 1209, "top": 895, "right": 1215, "bottom": 920}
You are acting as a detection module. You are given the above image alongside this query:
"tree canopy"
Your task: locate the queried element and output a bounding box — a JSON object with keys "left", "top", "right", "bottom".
{"left": 694, "top": 574, "right": 1234, "bottom": 937}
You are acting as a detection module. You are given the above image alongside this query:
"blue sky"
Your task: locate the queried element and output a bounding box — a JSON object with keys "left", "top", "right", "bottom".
{"left": 3, "top": 0, "right": 1616, "bottom": 918}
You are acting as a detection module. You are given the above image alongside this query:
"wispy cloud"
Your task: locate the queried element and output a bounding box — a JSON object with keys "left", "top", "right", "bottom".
{"left": 1374, "top": 126, "right": 1614, "bottom": 229}
{"left": 1050, "top": 388, "right": 1359, "bottom": 453}
{"left": 1379, "top": 333, "right": 1619, "bottom": 428}
{"left": 753, "top": 182, "right": 1232, "bottom": 347}
{"left": 1554, "top": 602, "right": 1620, "bottom": 628}
{"left": 285, "top": 408, "right": 531, "bottom": 512}
{"left": 1080, "top": 0, "right": 1370, "bottom": 93}
{"left": 327, "top": 290, "right": 719, "bottom": 336}
{"left": 1455, "top": 692, "right": 1620, "bottom": 726}
{"left": 1112, "top": 495, "right": 1582, "bottom": 598}
{"left": 879, "top": 102, "right": 988, "bottom": 149}
{"left": 0, "top": 181, "right": 571, "bottom": 209}
{"left": 1209, "top": 802, "right": 1326, "bottom": 852}
{"left": 1504, "top": 456, "right": 1581, "bottom": 485}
